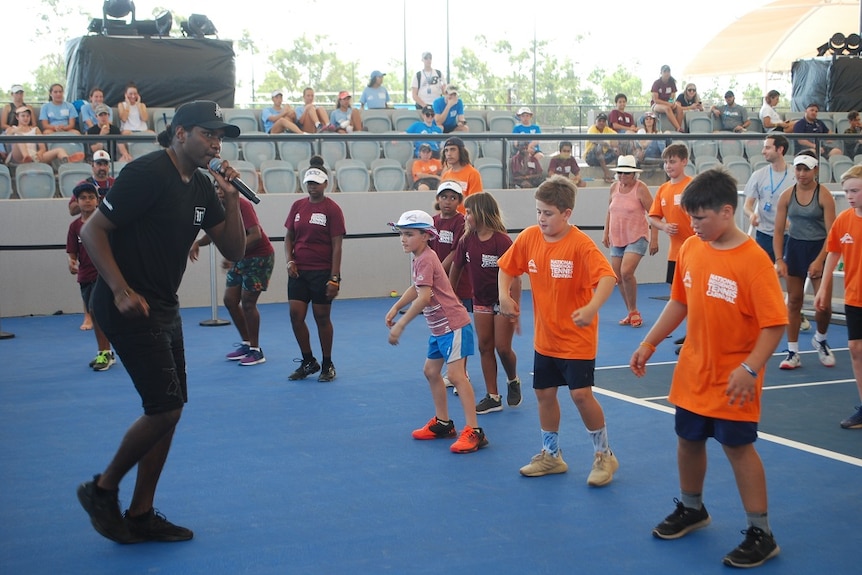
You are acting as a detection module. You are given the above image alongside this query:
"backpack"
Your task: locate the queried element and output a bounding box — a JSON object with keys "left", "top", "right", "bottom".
{"left": 416, "top": 69, "right": 443, "bottom": 87}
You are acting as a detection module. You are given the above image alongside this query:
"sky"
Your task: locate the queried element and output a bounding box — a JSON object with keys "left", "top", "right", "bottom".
{"left": 4, "top": 0, "right": 779, "bottom": 105}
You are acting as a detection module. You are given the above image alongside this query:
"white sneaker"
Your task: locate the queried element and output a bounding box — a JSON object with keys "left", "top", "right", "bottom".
{"left": 587, "top": 451, "right": 619, "bottom": 487}
{"left": 800, "top": 314, "right": 811, "bottom": 331}
{"left": 811, "top": 336, "right": 836, "bottom": 367}
{"left": 779, "top": 351, "right": 801, "bottom": 370}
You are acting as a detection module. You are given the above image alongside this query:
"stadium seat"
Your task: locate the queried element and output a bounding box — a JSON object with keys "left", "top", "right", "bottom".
{"left": 219, "top": 140, "right": 241, "bottom": 161}
{"left": 15, "top": 162, "right": 56, "bottom": 198}
{"left": 230, "top": 160, "right": 260, "bottom": 192}
{"left": 277, "top": 140, "right": 314, "bottom": 167}
{"left": 298, "top": 160, "right": 335, "bottom": 195}
{"left": 224, "top": 109, "right": 260, "bottom": 133}
{"left": 462, "top": 139, "right": 480, "bottom": 163}
{"left": 480, "top": 140, "right": 505, "bottom": 162}
{"left": 474, "top": 157, "right": 503, "bottom": 189}
{"left": 486, "top": 111, "right": 516, "bottom": 133}
{"left": 722, "top": 156, "right": 752, "bottom": 186}
{"left": 683, "top": 163, "right": 696, "bottom": 178}
{"left": 240, "top": 132, "right": 277, "bottom": 169}
{"left": 334, "top": 159, "right": 370, "bottom": 192}
{"left": 855, "top": 154, "right": 862, "bottom": 165}
{"left": 818, "top": 156, "right": 832, "bottom": 183}
{"left": 58, "top": 163, "right": 94, "bottom": 198}
{"left": 691, "top": 140, "right": 718, "bottom": 161}
{"left": 695, "top": 156, "right": 721, "bottom": 173}
{"left": 381, "top": 133, "right": 414, "bottom": 167}
{"left": 747, "top": 117, "right": 764, "bottom": 133}
{"left": 150, "top": 107, "right": 175, "bottom": 133}
{"left": 392, "top": 109, "right": 421, "bottom": 132}
{"left": 347, "top": 139, "right": 382, "bottom": 169}
{"left": 835, "top": 117, "right": 850, "bottom": 135}
{"left": 128, "top": 140, "right": 160, "bottom": 158}
{"left": 829, "top": 155, "right": 853, "bottom": 182}
{"left": 744, "top": 139, "right": 764, "bottom": 162}
{"left": 463, "top": 111, "right": 487, "bottom": 133}
{"left": 719, "top": 139, "right": 744, "bottom": 160}
{"left": 685, "top": 111, "right": 712, "bottom": 134}
{"left": 260, "top": 159, "right": 297, "bottom": 194}
{"left": 0, "top": 164, "right": 12, "bottom": 199}
{"left": 320, "top": 140, "right": 348, "bottom": 167}
{"left": 48, "top": 133, "right": 86, "bottom": 162}
{"left": 371, "top": 158, "right": 406, "bottom": 192}
{"left": 820, "top": 116, "right": 835, "bottom": 133}
{"left": 361, "top": 110, "right": 392, "bottom": 133}
{"left": 751, "top": 159, "right": 768, "bottom": 173}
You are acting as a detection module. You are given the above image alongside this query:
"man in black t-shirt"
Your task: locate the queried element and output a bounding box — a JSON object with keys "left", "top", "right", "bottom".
{"left": 76, "top": 101, "right": 246, "bottom": 545}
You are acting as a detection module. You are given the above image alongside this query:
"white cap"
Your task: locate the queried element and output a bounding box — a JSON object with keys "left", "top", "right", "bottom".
{"left": 793, "top": 155, "right": 818, "bottom": 169}
{"left": 389, "top": 210, "right": 439, "bottom": 238}
{"left": 303, "top": 167, "right": 328, "bottom": 184}
{"left": 10, "top": 84, "right": 24, "bottom": 94}
{"left": 93, "top": 150, "right": 111, "bottom": 163}
{"left": 516, "top": 106, "right": 533, "bottom": 116}
{"left": 611, "top": 155, "right": 642, "bottom": 173}
{"left": 271, "top": 89, "right": 283, "bottom": 98}
{"left": 436, "top": 180, "right": 463, "bottom": 198}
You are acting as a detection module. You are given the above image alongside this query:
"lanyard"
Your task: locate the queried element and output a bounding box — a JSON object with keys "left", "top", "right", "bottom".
{"left": 768, "top": 167, "right": 787, "bottom": 199}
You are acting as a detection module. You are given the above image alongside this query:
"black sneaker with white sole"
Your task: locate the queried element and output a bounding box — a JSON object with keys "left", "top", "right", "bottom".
{"left": 652, "top": 498, "right": 711, "bottom": 539}
{"left": 722, "top": 527, "right": 780, "bottom": 568}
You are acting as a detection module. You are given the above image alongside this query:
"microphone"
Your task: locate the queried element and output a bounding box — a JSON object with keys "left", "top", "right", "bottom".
{"left": 208, "top": 158, "right": 260, "bottom": 204}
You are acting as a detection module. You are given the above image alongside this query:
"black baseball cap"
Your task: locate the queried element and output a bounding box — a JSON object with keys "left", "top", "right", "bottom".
{"left": 172, "top": 100, "right": 240, "bottom": 138}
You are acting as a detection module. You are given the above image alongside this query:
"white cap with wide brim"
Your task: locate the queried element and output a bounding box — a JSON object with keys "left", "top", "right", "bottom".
{"left": 389, "top": 210, "right": 439, "bottom": 238}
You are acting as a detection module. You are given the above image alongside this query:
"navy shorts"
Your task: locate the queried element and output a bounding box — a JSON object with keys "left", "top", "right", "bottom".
{"left": 532, "top": 351, "right": 595, "bottom": 390}
{"left": 674, "top": 406, "right": 758, "bottom": 446}
{"left": 784, "top": 237, "right": 825, "bottom": 278}
{"left": 79, "top": 281, "right": 96, "bottom": 310}
{"left": 754, "top": 230, "right": 788, "bottom": 263}
{"left": 845, "top": 304, "right": 862, "bottom": 341}
{"left": 288, "top": 269, "right": 332, "bottom": 305}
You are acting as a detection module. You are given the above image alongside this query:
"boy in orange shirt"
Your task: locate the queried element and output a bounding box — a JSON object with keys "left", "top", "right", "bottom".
{"left": 815, "top": 165, "right": 862, "bottom": 429}
{"left": 630, "top": 168, "right": 787, "bottom": 569}
{"left": 498, "top": 175, "right": 619, "bottom": 486}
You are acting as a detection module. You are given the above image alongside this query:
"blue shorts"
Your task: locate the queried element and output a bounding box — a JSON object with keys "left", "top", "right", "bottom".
{"left": 754, "top": 230, "right": 788, "bottom": 263}
{"left": 427, "top": 324, "right": 474, "bottom": 363}
{"left": 845, "top": 304, "right": 862, "bottom": 341}
{"left": 674, "top": 406, "right": 758, "bottom": 446}
{"left": 532, "top": 351, "right": 595, "bottom": 390}
{"left": 610, "top": 237, "right": 648, "bottom": 258}
{"left": 784, "top": 237, "right": 825, "bottom": 278}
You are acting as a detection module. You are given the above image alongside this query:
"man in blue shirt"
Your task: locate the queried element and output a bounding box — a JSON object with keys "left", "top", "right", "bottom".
{"left": 433, "top": 85, "right": 468, "bottom": 134}
{"left": 792, "top": 103, "right": 843, "bottom": 158}
{"left": 405, "top": 105, "right": 443, "bottom": 157}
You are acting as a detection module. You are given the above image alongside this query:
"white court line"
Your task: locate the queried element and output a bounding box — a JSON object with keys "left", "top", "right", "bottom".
{"left": 593, "top": 370, "right": 862, "bottom": 468}
{"left": 764, "top": 379, "right": 856, "bottom": 391}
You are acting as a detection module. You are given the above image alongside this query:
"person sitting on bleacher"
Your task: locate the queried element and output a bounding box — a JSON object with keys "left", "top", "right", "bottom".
{"left": 39, "top": 83, "right": 80, "bottom": 135}
{"left": 547, "top": 141, "right": 585, "bottom": 188}
{"left": 845, "top": 111, "right": 862, "bottom": 159}
{"left": 792, "top": 102, "right": 842, "bottom": 158}
{"left": 649, "top": 65, "right": 683, "bottom": 132}
{"left": 609, "top": 95, "right": 637, "bottom": 156}
{"left": 295, "top": 87, "right": 329, "bottom": 133}
{"left": 433, "top": 85, "right": 468, "bottom": 134}
{"left": 262, "top": 89, "right": 304, "bottom": 134}
{"left": 637, "top": 112, "right": 666, "bottom": 164}
{"left": 512, "top": 107, "right": 543, "bottom": 161}
{"left": 329, "top": 91, "right": 363, "bottom": 134}
{"left": 68, "top": 150, "right": 115, "bottom": 217}
{"left": 86, "top": 104, "right": 132, "bottom": 163}
{"left": 584, "top": 113, "right": 619, "bottom": 184}
{"left": 6, "top": 105, "right": 69, "bottom": 166}
{"left": 759, "top": 90, "right": 790, "bottom": 132}
{"left": 509, "top": 141, "right": 544, "bottom": 189}
{"left": 711, "top": 91, "right": 750, "bottom": 133}
{"left": 1, "top": 84, "right": 28, "bottom": 133}
{"left": 79, "top": 87, "right": 111, "bottom": 131}
{"left": 675, "top": 84, "right": 703, "bottom": 114}
{"left": 405, "top": 105, "right": 442, "bottom": 158}
{"left": 410, "top": 143, "right": 443, "bottom": 190}
{"left": 117, "top": 82, "right": 154, "bottom": 134}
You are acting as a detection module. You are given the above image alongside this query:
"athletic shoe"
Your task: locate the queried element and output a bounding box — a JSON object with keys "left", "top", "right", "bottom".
{"left": 673, "top": 336, "right": 686, "bottom": 345}
{"left": 811, "top": 336, "right": 836, "bottom": 367}
{"left": 125, "top": 508, "right": 194, "bottom": 542}
{"left": 288, "top": 357, "right": 320, "bottom": 380}
{"left": 778, "top": 351, "right": 801, "bottom": 370}
{"left": 225, "top": 343, "right": 251, "bottom": 361}
{"left": 722, "top": 527, "right": 780, "bottom": 568}
{"left": 840, "top": 406, "right": 862, "bottom": 429}
{"left": 318, "top": 363, "right": 336, "bottom": 382}
{"left": 519, "top": 450, "right": 568, "bottom": 477}
{"left": 450, "top": 426, "right": 488, "bottom": 453}
{"left": 77, "top": 474, "right": 135, "bottom": 543}
{"left": 91, "top": 351, "right": 115, "bottom": 372}
{"left": 800, "top": 314, "right": 811, "bottom": 331}
{"left": 442, "top": 374, "right": 455, "bottom": 388}
{"left": 476, "top": 394, "right": 503, "bottom": 414}
{"left": 507, "top": 377, "right": 522, "bottom": 407}
{"left": 587, "top": 451, "right": 619, "bottom": 487}
{"left": 412, "top": 417, "right": 456, "bottom": 440}
{"left": 652, "top": 498, "right": 711, "bottom": 540}
{"left": 239, "top": 348, "right": 265, "bottom": 366}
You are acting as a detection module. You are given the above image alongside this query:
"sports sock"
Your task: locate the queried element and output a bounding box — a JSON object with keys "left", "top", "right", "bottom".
{"left": 814, "top": 331, "right": 827, "bottom": 343}
{"left": 681, "top": 490, "right": 703, "bottom": 511}
{"left": 746, "top": 511, "right": 771, "bottom": 534}
{"left": 541, "top": 429, "right": 559, "bottom": 457}
{"left": 787, "top": 341, "right": 799, "bottom": 353}
{"left": 588, "top": 426, "right": 610, "bottom": 454}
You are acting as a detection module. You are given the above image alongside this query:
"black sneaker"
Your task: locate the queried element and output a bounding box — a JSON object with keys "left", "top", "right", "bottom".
{"left": 288, "top": 357, "right": 320, "bottom": 380}
{"left": 507, "top": 377, "right": 522, "bottom": 407}
{"left": 722, "top": 527, "right": 780, "bottom": 568}
{"left": 652, "top": 498, "right": 711, "bottom": 540}
{"left": 476, "top": 394, "right": 503, "bottom": 414}
{"left": 318, "top": 363, "right": 336, "bottom": 382}
{"left": 77, "top": 474, "right": 135, "bottom": 543}
{"left": 125, "top": 508, "right": 194, "bottom": 542}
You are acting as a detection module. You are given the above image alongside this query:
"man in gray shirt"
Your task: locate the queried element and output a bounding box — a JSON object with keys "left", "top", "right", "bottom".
{"left": 711, "top": 91, "right": 750, "bottom": 132}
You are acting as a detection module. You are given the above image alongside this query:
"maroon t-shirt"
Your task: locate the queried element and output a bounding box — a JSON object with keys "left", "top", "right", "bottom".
{"left": 284, "top": 197, "right": 346, "bottom": 270}
{"left": 453, "top": 231, "right": 512, "bottom": 306}
{"left": 433, "top": 213, "right": 473, "bottom": 299}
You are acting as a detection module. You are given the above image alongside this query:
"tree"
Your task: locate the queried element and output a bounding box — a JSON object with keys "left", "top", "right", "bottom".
{"left": 262, "top": 35, "right": 357, "bottom": 101}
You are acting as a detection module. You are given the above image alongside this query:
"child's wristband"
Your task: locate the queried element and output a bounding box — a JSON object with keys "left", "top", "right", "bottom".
{"left": 740, "top": 362, "right": 758, "bottom": 377}
{"left": 639, "top": 341, "right": 656, "bottom": 353}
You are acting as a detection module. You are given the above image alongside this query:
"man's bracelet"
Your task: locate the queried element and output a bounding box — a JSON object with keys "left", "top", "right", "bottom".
{"left": 639, "top": 341, "right": 657, "bottom": 353}
{"left": 740, "top": 362, "right": 758, "bottom": 377}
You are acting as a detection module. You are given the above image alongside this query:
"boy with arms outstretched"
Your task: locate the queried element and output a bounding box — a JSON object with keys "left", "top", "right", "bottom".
{"left": 630, "top": 168, "right": 787, "bottom": 568}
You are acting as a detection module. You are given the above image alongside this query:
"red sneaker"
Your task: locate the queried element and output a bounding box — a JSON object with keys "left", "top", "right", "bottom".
{"left": 450, "top": 426, "right": 488, "bottom": 453}
{"left": 412, "top": 417, "right": 456, "bottom": 440}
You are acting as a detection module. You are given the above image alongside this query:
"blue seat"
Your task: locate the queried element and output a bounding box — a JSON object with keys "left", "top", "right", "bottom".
{"left": 15, "top": 162, "right": 57, "bottom": 198}
{"left": 150, "top": 107, "right": 175, "bottom": 133}
{"left": 371, "top": 158, "right": 406, "bottom": 192}
{"left": 719, "top": 140, "right": 745, "bottom": 160}
{"left": 58, "top": 163, "right": 94, "bottom": 198}
{"left": 224, "top": 109, "right": 260, "bottom": 134}
{"left": 392, "top": 109, "right": 420, "bottom": 132}
{"left": 487, "top": 111, "right": 516, "bottom": 133}
{"left": 219, "top": 141, "right": 241, "bottom": 162}
{"left": 475, "top": 157, "right": 503, "bottom": 189}
{"left": 334, "top": 159, "right": 369, "bottom": 192}
{"left": 277, "top": 140, "right": 313, "bottom": 167}
{"left": 260, "top": 160, "right": 297, "bottom": 194}
{"left": 230, "top": 160, "right": 260, "bottom": 192}
{"left": 347, "top": 139, "right": 381, "bottom": 169}
{"left": 360, "top": 110, "right": 392, "bottom": 133}
{"left": 128, "top": 140, "right": 160, "bottom": 158}
{"left": 0, "top": 164, "right": 12, "bottom": 199}
{"left": 381, "top": 133, "right": 414, "bottom": 167}
{"left": 240, "top": 132, "right": 277, "bottom": 169}
{"left": 830, "top": 155, "right": 854, "bottom": 183}
{"left": 722, "top": 156, "right": 752, "bottom": 186}
{"left": 464, "top": 111, "right": 487, "bottom": 133}
{"left": 320, "top": 140, "right": 348, "bottom": 167}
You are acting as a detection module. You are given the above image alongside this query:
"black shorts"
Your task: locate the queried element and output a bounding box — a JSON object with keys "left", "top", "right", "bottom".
{"left": 79, "top": 281, "right": 96, "bottom": 310}
{"left": 666, "top": 260, "right": 677, "bottom": 285}
{"left": 532, "top": 351, "right": 595, "bottom": 390}
{"left": 784, "top": 237, "right": 825, "bottom": 278}
{"left": 845, "top": 304, "right": 862, "bottom": 341}
{"left": 288, "top": 269, "right": 333, "bottom": 305}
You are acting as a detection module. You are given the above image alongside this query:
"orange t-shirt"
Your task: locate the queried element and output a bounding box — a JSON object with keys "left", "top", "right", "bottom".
{"left": 441, "top": 164, "right": 483, "bottom": 214}
{"left": 669, "top": 236, "right": 787, "bottom": 421}
{"left": 411, "top": 158, "right": 443, "bottom": 181}
{"left": 826, "top": 207, "right": 862, "bottom": 307}
{"left": 497, "top": 225, "right": 616, "bottom": 359}
{"left": 649, "top": 176, "right": 694, "bottom": 262}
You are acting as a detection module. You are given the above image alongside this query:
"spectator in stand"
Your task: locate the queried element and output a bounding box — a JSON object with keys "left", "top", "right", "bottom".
{"left": 5, "top": 106, "right": 69, "bottom": 165}
{"left": 509, "top": 141, "right": 544, "bottom": 189}
{"left": 329, "top": 91, "right": 363, "bottom": 133}
{"left": 711, "top": 91, "right": 750, "bottom": 133}
{"left": 584, "top": 112, "right": 619, "bottom": 184}
{"left": 410, "top": 143, "right": 443, "bottom": 190}
{"left": 433, "top": 85, "right": 468, "bottom": 134}
{"left": 295, "top": 87, "right": 329, "bottom": 133}
{"left": 547, "top": 141, "right": 585, "bottom": 187}
{"left": 406, "top": 105, "right": 443, "bottom": 158}
{"left": 411, "top": 52, "right": 447, "bottom": 109}
{"left": 40, "top": 83, "right": 80, "bottom": 134}
{"left": 441, "top": 136, "right": 483, "bottom": 206}
{"left": 69, "top": 150, "right": 116, "bottom": 216}
{"left": 512, "top": 106, "right": 544, "bottom": 161}
{"left": 609, "top": 95, "right": 637, "bottom": 157}
{"left": 675, "top": 83, "right": 703, "bottom": 114}
{"left": 360, "top": 71, "right": 391, "bottom": 110}
{"left": 845, "top": 111, "right": 862, "bottom": 159}
{"left": 1, "top": 84, "right": 28, "bottom": 133}
{"left": 759, "top": 90, "right": 791, "bottom": 132}
{"left": 637, "top": 111, "right": 666, "bottom": 164}
{"left": 87, "top": 104, "right": 132, "bottom": 163}
{"left": 79, "top": 87, "right": 111, "bottom": 131}
{"left": 262, "top": 89, "right": 303, "bottom": 134}
{"left": 117, "top": 82, "right": 153, "bottom": 134}
{"left": 792, "top": 102, "right": 843, "bottom": 158}
{"left": 650, "top": 65, "right": 683, "bottom": 132}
